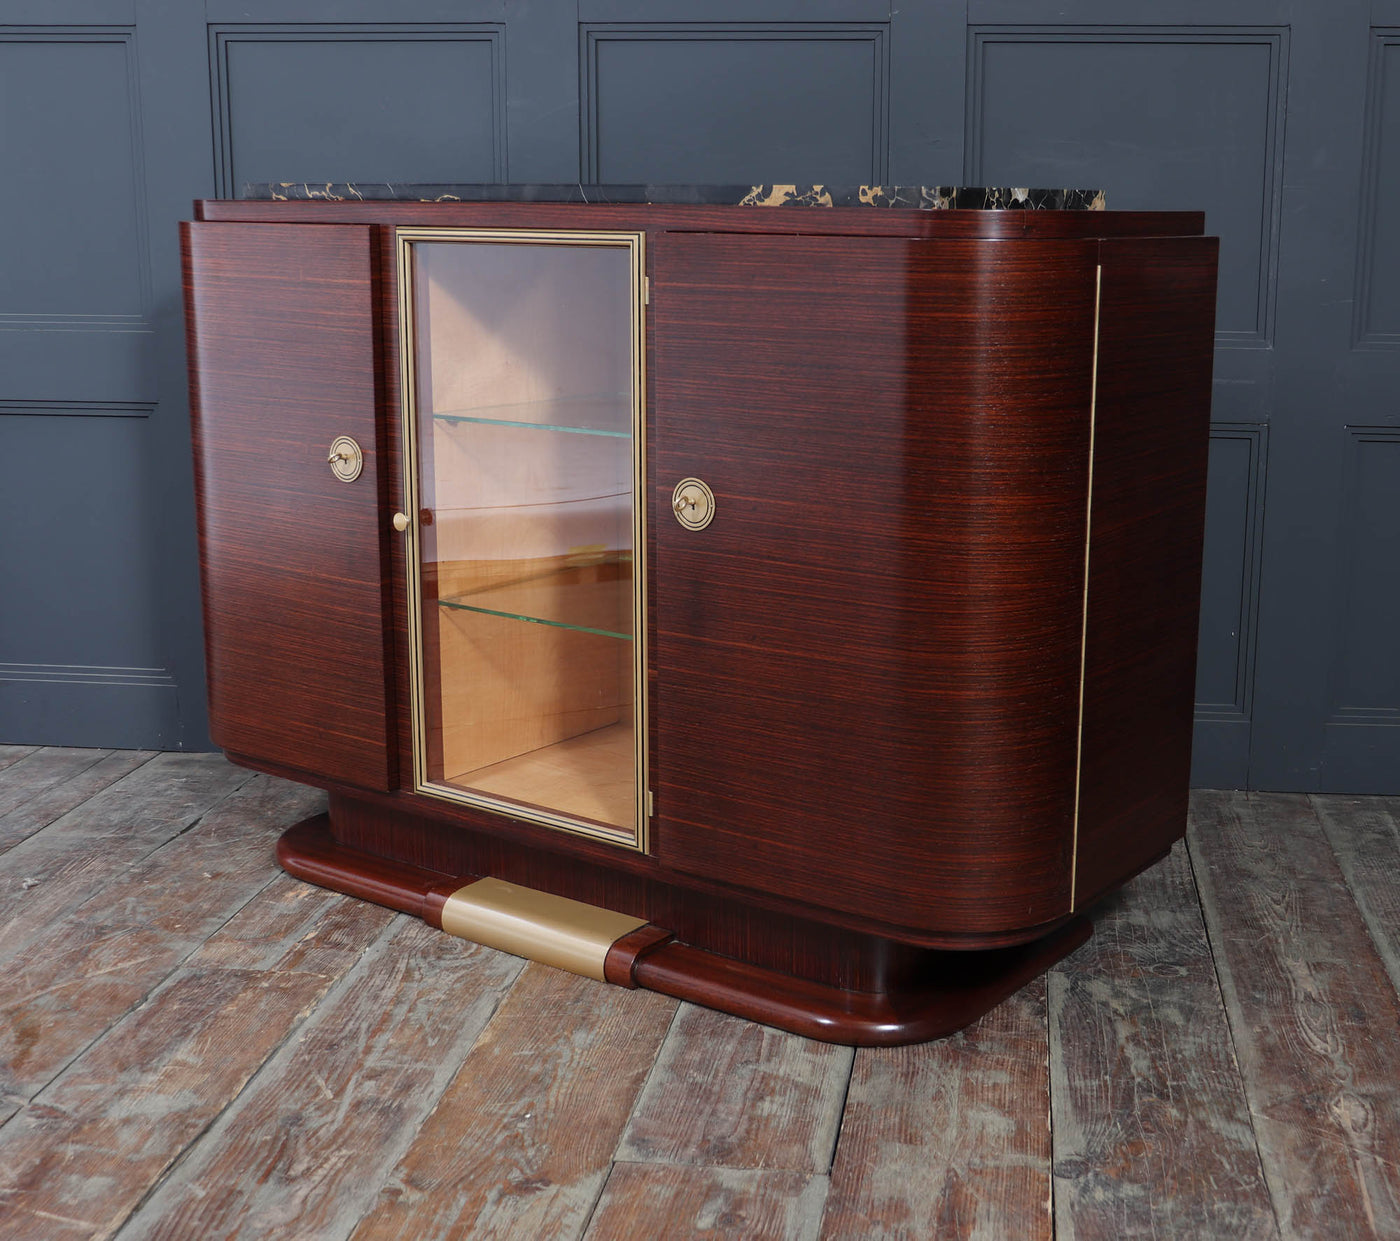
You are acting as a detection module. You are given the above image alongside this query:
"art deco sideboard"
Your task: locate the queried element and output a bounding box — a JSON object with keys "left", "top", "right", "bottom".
{"left": 180, "top": 185, "right": 1219, "bottom": 1045}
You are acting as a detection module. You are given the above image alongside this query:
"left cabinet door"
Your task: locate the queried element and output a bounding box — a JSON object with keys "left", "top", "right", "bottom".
{"left": 182, "top": 222, "right": 393, "bottom": 789}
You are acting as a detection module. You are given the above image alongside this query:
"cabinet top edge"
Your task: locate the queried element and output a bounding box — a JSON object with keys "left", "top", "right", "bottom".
{"left": 240, "top": 183, "right": 1109, "bottom": 211}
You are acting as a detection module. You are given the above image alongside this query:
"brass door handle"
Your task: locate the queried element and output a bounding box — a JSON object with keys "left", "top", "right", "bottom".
{"left": 392, "top": 512, "right": 411, "bottom": 532}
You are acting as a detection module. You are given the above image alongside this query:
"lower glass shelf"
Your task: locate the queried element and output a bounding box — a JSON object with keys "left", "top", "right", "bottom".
{"left": 434, "top": 556, "right": 632, "bottom": 640}
{"left": 444, "top": 722, "right": 635, "bottom": 831}
{"left": 438, "top": 597, "right": 630, "bottom": 641}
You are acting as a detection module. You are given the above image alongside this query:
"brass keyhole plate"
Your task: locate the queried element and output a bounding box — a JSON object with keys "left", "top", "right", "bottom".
{"left": 327, "top": 435, "right": 364, "bottom": 483}
{"left": 672, "top": 477, "right": 715, "bottom": 530}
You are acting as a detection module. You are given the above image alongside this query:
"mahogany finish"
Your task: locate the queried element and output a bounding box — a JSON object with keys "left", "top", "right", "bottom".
{"left": 276, "top": 810, "right": 1091, "bottom": 1045}
{"left": 1072, "top": 237, "right": 1220, "bottom": 909}
{"left": 651, "top": 233, "right": 1096, "bottom": 932}
{"left": 182, "top": 223, "right": 394, "bottom": 790}
{"left": 182, "top": 200, "right": 1218, "bottom": 1044}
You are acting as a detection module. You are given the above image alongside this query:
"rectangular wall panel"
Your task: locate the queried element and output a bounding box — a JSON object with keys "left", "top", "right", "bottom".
{"left": 1328, "top": 428, "right": 1400, "bottom": 717}
{"left": 967, "top": 28, "right": 1286, "bottom": 347}
{"left": 1320, "top": 427, "right": 1400, "bottom": 789}
{"left": 1191, "top": 424, "right": 1267, "bottom": 788}
{"left": 0, "top": 29, "right": 153, "bottom": 401}
{"left": 0, "top": 410, "right": 177, "bottom": 747}
{"left": 1355, "top": 31, "right": 1400, "bottom": 346}
{"left": 211, "top": 25, "right": 505, "bottom": 195}
{"left": 581, "top": 24, "right": 888, "bottom": 183}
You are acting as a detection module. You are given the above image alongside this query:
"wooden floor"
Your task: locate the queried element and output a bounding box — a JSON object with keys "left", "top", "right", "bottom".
{"left": 1, "top": 749, "right": 1398, "bottom": 1239}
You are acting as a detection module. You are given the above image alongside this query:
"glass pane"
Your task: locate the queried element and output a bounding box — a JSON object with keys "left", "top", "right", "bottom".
{"left": 411, "top": 238, "right": 637, "bottom": 835}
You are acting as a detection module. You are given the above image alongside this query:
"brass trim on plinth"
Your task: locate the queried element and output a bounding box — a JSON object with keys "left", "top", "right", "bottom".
{"left": 439, "top": 877, "right": 648, "bottom": 982}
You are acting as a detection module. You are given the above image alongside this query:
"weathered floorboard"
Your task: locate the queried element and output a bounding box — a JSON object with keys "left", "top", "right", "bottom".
{"left": 0, "top": 750, "right": 154, "bottom": 855}
{"left": 585, "top": 1163, "right": 828, "bottom": 1241}
{"left": 350, "top": 962, "right": 677, "bottom": 1241}
{"left": 617, "top": 1002, "right": 853, "bottom": 1173}
{"left": 0, "top": 752, "right": 253, "bottom": 962}
{"left": 1189, "top": 791, "right": 1400, "bottom": 1239}
{"left": 0, "top": 968, "right": 336, "bottom": 1241}
{"left": 0, "top": 748, "right": 39, "bottom": 773}
{"left": 1049, "top": 843, "right": 1277, "bottom": 1240}
{"left": 119, "top": 920, "right": 524, "bottom": 1241}
{"left": 0, "top": 774, "right": 323, "bottom": 1113}
{"left": 188, "top": 872, "right": 395, "bottom": 975}
{"left": 820, "top": 979, "right": 1052, "bottom": 1241}
{"left": 1311, "top": 795, "right": 1400, "bottom": 1000}
{"left": 0, "top": 748, "right": 116, "bottom": 820}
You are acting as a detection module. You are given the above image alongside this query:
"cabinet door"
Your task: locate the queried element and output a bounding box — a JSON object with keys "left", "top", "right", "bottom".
{"left": 395, "top": 230, "right": 647, "bottom": 848}
{"left": 650, "top": 232, "right": 1100, "bottom": 936}
{"left": 182, "top": 222, "right": 392, "bottom": 789}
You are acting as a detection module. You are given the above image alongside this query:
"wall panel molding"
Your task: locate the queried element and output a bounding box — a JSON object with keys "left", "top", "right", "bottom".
{"left": 0, "top": 27, "right": 152, "bottom": 329}
{"left": 209, "top": 24, "right": 507, "bottom": 196}
{"left": 1195, "top": 422, "right": 1268, "bottom": 724}
{"left": 0, "top": 662, "right": 174, "bottom": 688}
{"left": 1326, "top": 425, "right": 1400, "bottom": 723}
{"left": 1354, "top": 29, "right": 1400, "bottom": 348}
{"left": 0, "top": 400, "right": 153, "bottom": 418}
{"left": 966, "top": 26, "right": 1287, "bottom": 348}
{"left": 579, "top": 23, "right": 889, "bottom": 183}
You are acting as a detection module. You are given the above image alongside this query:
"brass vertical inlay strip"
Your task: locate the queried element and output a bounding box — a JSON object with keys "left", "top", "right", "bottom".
{"left": 1070, "top": 264, "right": 1102, "bottom": 912}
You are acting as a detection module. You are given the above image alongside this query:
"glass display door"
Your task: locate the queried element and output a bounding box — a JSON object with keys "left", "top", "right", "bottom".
{"left": 397, "top": 230, "right": 646, "bottom": 849}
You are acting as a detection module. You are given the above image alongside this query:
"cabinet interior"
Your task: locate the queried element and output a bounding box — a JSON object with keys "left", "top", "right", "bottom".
{"left": 404, "top": 233, "right": 642, "bottom": 840}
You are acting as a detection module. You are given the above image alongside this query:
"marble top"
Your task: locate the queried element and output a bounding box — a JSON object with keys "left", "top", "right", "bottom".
{"left": 248, "top": 183, "right": 1107, "bottom": 211}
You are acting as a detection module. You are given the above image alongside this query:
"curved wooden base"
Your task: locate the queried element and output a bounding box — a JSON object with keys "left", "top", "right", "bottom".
{"left": 277, "top": 813, "right": 1091, "bottom": 1046}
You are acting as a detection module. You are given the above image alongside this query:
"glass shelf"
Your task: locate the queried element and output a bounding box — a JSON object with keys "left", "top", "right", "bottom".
{"left": 434, "top": 554, "right": 633, "bottom": 640}
{"left": 432, "top": 393, "right": 631, "bottom": 438}
{"left": 439, "top": 597, "right": 631, "bottom": 641}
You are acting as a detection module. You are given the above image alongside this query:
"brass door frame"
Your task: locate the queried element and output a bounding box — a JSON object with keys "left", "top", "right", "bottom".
{"left": 395, "top": 227, "right": 649, "bottom": 851}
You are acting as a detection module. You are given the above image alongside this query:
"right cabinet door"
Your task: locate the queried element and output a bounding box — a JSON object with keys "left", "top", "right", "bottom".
{"left": 649, "top": 231, "right": 1100, "bottom": 937}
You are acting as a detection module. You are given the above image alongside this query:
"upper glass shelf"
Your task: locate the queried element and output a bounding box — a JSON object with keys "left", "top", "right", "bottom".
{"left": 431, "top": 393, "right": 631, "bottom": 439}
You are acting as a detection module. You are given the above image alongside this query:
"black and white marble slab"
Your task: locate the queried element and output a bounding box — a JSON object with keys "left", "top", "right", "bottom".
{"left": 246, "top": 183, "right": 1106, "bottom": 210}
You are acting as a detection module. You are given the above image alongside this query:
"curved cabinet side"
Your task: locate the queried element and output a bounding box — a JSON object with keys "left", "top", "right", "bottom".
{"left": 649, "top": 233, "right": 1100, "bottom": 936}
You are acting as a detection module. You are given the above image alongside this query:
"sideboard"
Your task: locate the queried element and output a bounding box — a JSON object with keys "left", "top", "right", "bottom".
{"left": 181, "top": 185, "right": 1218, "bottom": 1044}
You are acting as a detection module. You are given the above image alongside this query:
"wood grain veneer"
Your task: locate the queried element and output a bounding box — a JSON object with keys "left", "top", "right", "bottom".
{"left": 182, "top": 222, "right": 394, "bottom": 789}
{"left": 183, "top": 201, "right": 1218, "bottom": 1043}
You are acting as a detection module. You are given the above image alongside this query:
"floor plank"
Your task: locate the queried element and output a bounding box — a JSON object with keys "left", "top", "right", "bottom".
{"left": 0, "top": 774, "right": 323, "bottom": 1115}
{"left": 1049, "top": 843, "right": 1277, "bottom": 1240}
{"left": 0, "top": 967, "right": 338, "bottom": 1241}
{"left": 820, "top": 979, "right": 1052, "bottom": 1241}
{"left": 1189, "top": 791, "right": 1400, "bottom": 1239}
{"left": 617, "top": 1002, "right": 853, "bottom": 1173}
{"left": 0, "top": 753, "right": 253, "bottom": 962}
{"left": 0, "top": 748, "right": 113, "bottom": 820}
{"left": 0, "top": 747, "right": 39, "bottom": 773}
{"left": 349, "top": 962, "right": 677, "bottom": 1241}
{"left": 1311, "top": 794, "right": 1400, "bottom": 999}
{"left": 188, "top": 872, "right": 396, "bottom": 975}
{"left": 585, "top": 1163, "right": 827, "bottom": 1241}
{"left": 0, "top": 750, "right": 154, "bottom": 855}
{"left": 119, "top": 921, "right": 525, "bottom": 1241}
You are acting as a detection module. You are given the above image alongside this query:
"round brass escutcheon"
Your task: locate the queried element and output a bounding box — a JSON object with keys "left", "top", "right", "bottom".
{"left": 671, "top": 477, "right": 715, "bottom": 530}
{"left": 327, "top": 435, "right": 364, "bottom": 483}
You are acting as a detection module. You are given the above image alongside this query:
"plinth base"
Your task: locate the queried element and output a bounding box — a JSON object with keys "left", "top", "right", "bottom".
{"left": 277, "top": 812, "right": 1091, "bottom": 1046}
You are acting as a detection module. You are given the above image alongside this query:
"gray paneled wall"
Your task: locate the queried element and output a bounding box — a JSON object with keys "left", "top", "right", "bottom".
{"left": 2, "top": 0, "right": 1397, "bottom": 792}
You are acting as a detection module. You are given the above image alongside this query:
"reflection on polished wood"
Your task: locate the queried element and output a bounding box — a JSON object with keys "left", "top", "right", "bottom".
{"left": 455, "top": 721, "right": 635, "bottom": 830}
